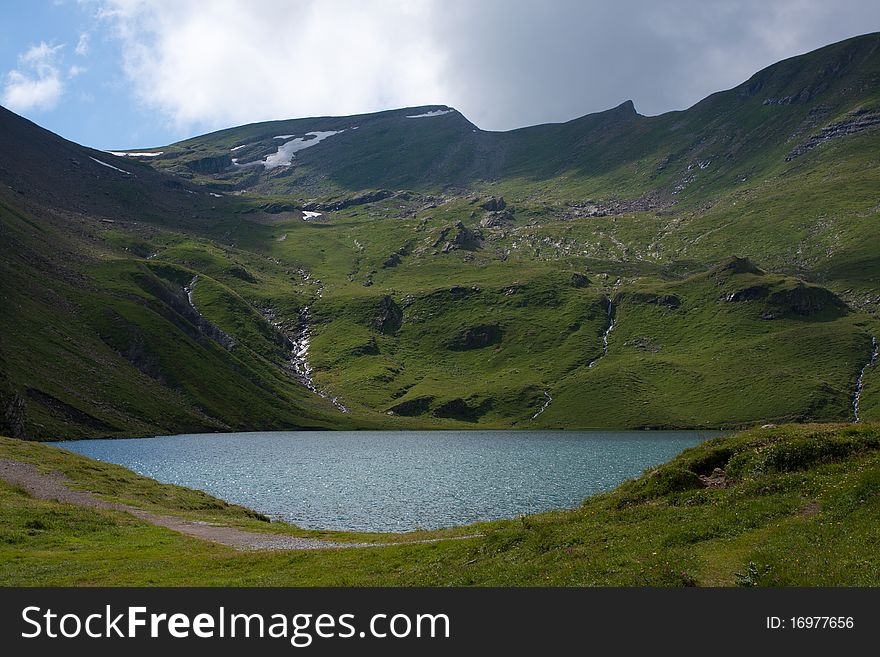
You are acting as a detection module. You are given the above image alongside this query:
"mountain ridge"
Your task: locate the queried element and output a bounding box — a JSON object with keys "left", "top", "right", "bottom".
{"left": 0, "top": 33, "right": 878, "bottom": 439}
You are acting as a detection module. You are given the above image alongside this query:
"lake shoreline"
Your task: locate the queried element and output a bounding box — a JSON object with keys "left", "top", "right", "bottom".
{"left": 52, "top": 429, "right": 719, "bottom": 533}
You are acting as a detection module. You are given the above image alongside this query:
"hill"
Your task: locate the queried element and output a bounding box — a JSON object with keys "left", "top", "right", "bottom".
{"left": 1, "top": 34, "right": 879, "bottom": 438}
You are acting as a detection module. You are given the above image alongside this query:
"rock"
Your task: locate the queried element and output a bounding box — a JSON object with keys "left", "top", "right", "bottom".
{"left": 480, "top": 209, "right": 514, "bottom": 228}
{"left": 786, "top": 108, "right": 880, "bottom": 161}
{"left": 437, "top": 221, "right": 483, "bottom": 252}
{"left": 448, "top": 324, "right": 502, "bottom": 350}
{"left": 185, "top": 155, "right": 233, "bottom": 173}
{"left": 699, "top": 467, "right": 729, "bottom": 489}
{"left": 303, "top": 189, "right": 394, "bottom": 212}
{"left": 373, "top": 295, "right": 402, "bottom": 334}
{"left": 480, "top": 196, "right": 506, "bottom": 211}
{"left": 569, "top": 272, "right": 591, "bottom": 288}
{"left": 451, "top": 221, "right": 482, "bottom": 250}
{"left": 382, "top": 253, "right": 402, "bottom": 268}
{"left": 723, "top": 285, "right": 769, "bottom": 302}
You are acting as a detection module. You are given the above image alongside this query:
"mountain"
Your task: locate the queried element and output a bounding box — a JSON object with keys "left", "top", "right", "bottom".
{"left": 1, "top": 34, "right": 879, "bottom": 439}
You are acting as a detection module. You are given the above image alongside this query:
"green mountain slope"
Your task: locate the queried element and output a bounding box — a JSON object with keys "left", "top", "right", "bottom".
{"left": 1, "top": 34, "right": 879, "bottom": 439}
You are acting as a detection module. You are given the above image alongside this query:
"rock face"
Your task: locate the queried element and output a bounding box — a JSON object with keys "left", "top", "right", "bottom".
{"left": 303, "top": 189, "right": 394, "bottom": 212}
{"left": 373, "top": 295, "right": 403, "bottom": 334}
{"left": 448, "top": 324, "right": 502, "bottom": 350}
{"left": 185, "top": 155, "right": 233, "bottom": 174}
{"left": 786, "top": 108, "right": 880, "bottom": 160}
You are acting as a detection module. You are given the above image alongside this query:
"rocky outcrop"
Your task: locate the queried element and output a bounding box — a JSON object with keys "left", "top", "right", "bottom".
{"left": 786, "top": 108, "right": 880, "bottom": 161}
{"left": 480, "top": 209, "right": 514, "bottom": 228}
{"left": 185, "top": 154, "right": 233, "bottom": 174}
{"left": 480, "top": 196, "right": 506, "bottom": 211}
{"left": 723, "top": 285, "right": 770, "bottom": 302}
{"left": 303, "top": 189, "right": 394, "bottom": 212}
{"left": 449, "top": 221, "right": 482, "bottom": 251}
{"left": 569, "top": 272, "right": 591, "bottom": 288}
{"left": 382, "top": 253, "right": 402, "bottom": 268}
{"left": 568, "top": 193, "right": 667, "bottom": 218}
{"left": 432, "top": 221, "right": 483, "bottom": 252}
{"left": 373, "top": 296, "right": 403, "bottom": 334}
{"left": 448, "top": 324, "right": 502, "bottom": 350}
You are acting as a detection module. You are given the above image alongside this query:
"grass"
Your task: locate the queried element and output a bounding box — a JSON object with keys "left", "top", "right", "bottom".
{"left": 1, "top": 34, "right": 879, "bottom": 439}
{"left": 1, "top": 423, "right": 878, "bottom": 586}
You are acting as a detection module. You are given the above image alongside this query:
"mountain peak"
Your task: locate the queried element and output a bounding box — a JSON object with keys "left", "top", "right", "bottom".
{"left": 616, "top": 99, "right": 637, "bottom": 114}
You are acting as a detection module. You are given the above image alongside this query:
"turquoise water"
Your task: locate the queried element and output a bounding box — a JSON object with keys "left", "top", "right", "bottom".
{"left": 52, "top": 430, "right": 720, "bottom": 532}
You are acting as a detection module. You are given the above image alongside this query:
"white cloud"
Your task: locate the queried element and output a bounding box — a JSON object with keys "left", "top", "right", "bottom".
{"left": 88, "top": 0, "right": 880, "bottom": 135}
{"left": 68, "top": 64, "right": 87, "bottom": 78}
{"left": 95, "top": 0, "right": 448, "bottom": 134}
{"left": 75, "top": 33, "right": 90, "bottom": 56}
{"left": 2, "top": 42, "right": 65, "bottom": 112}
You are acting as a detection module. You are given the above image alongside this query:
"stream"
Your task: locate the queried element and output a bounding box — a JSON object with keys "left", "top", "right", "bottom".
{"left": 853, "top": 335, "right": 878, "bottom": 422}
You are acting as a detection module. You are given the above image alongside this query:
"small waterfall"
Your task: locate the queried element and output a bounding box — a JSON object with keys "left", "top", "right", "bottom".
{"left": 588, "top": 297, "right": 616, "bottom": 369}
{"left": 267, "top": 305, "right": 349, "bottom": 413}
{"left": 531, "top": 390, "right": 553, "bottom": 420}
{"left": 184, "top": 275, "right": 198, "bottom": 306}
{"left": 853, "top": 335, "right": 878, "bottom": 423}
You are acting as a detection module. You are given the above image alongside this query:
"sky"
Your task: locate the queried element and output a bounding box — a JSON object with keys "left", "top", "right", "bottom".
{"left": 2, "top": 0, "right": 880, "bottom": 150}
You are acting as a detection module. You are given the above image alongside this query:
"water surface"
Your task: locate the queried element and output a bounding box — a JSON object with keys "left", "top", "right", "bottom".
{"left": 53, "top": 430, "right": 720, "bottom": 532}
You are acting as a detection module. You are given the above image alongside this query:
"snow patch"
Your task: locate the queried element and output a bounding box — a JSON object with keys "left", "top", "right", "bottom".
{"left": 406, "top": 109, "right": 454, "bottom": 119}
{"left": 108, "top": 151, "right": 163, "bottom": 157}
{"left": 209, "top": 192, "right": 222, "bottom": 198}
{"left": 302, "top": 211, "right": 323, "bottom": 221}
{"left": 273, "top": 134, "right": 295, "bottom": 139}
{"left": 89, "top": 156, "right": 130, "bottom": 175}
{"left": 230, "top": 144, "right": 249, "bottom": 151}
{"left": 231, "top": 131, "right": 345, "bottom": 170}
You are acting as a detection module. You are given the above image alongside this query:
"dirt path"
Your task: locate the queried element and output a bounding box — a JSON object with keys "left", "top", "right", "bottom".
{"left": 0, "top": 458, "right": 381, "bottom": 551}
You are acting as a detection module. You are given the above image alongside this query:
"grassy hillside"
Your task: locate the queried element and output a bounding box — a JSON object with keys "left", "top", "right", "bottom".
{"left": 1, "top": 34, "right": 879, "bottom": 438}
{"left": 1, "top": 423, "right": 878, "bottom": 585}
